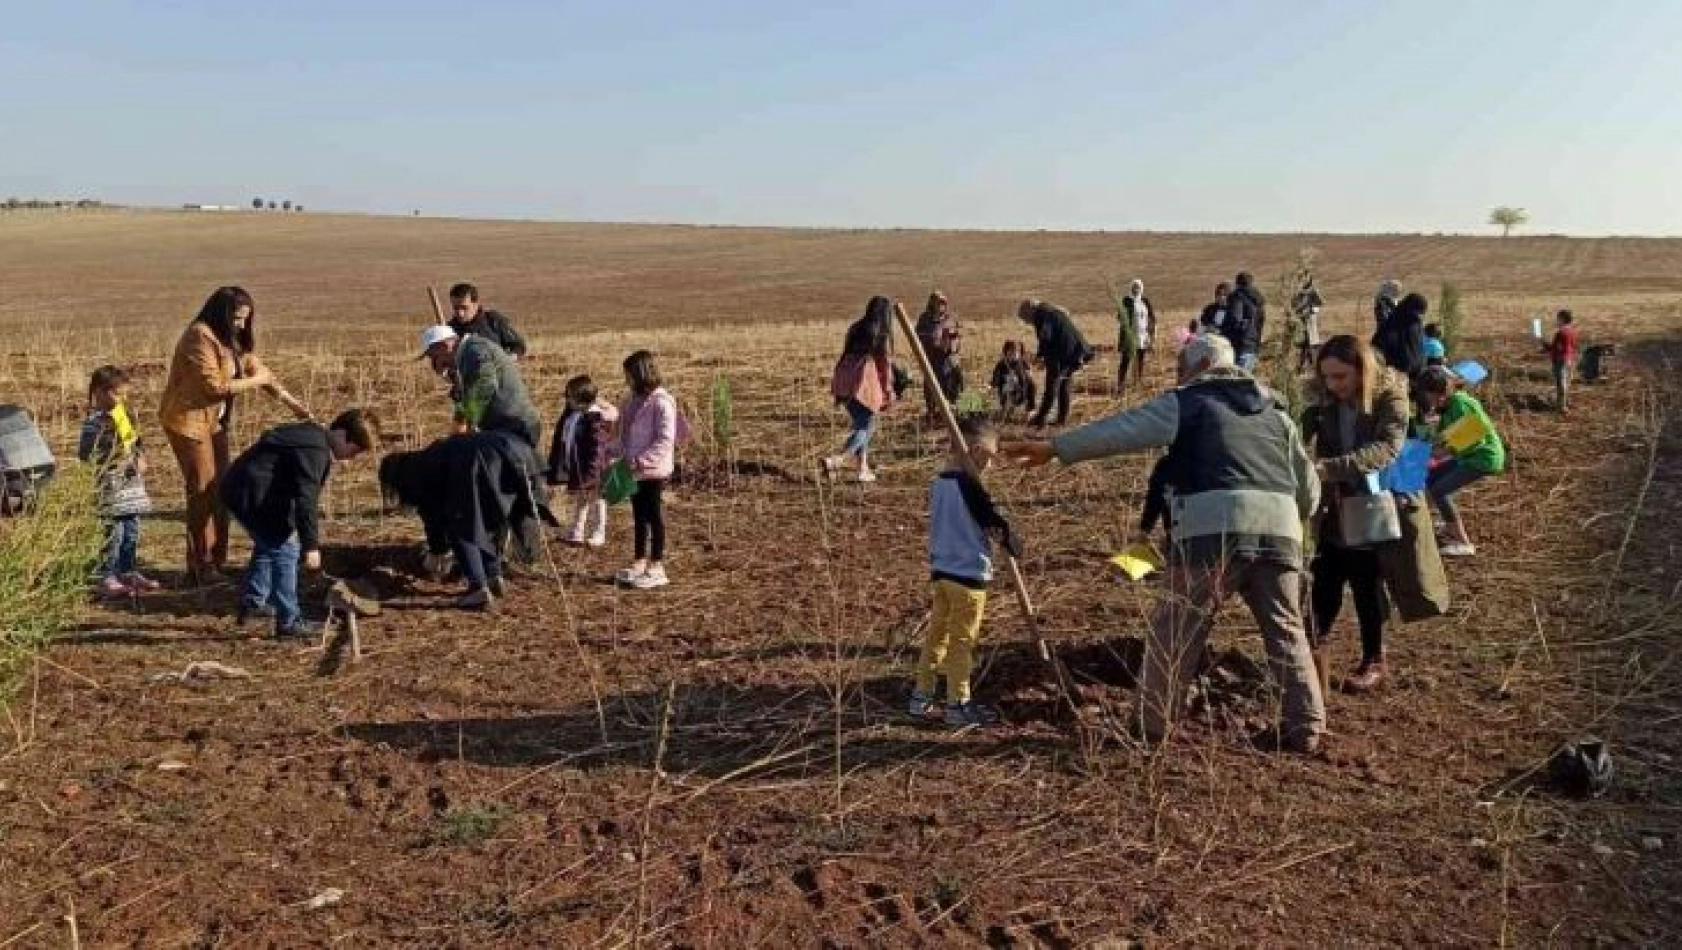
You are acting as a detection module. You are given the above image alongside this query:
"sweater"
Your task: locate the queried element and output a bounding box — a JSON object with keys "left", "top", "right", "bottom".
{"left": 452, "top": 334, "right": 542, "bottom": 448}
{"left": 1548, "top": 326, "right": 1579, "bottom": 367}
{"left": 619, "top": 388, "right": 678, "bottom": 481}
{"left": 929, "top": 470, "right": 1020, "bottom": 589}
{"left": 1052, "top": 368, "right": 1319, "bottom": 567}
{"left": 218, "top": 422, "right": 333, "bottom": 550}
{"left": 1436, "top": 392, "right": 1505, "bottom": 475}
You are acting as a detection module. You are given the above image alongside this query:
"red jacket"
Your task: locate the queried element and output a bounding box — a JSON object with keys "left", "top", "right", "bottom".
{"left": 1548, "top": 326, "right": 1579, "bottom": 366}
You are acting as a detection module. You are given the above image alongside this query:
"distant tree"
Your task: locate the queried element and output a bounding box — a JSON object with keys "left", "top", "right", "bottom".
{"left": 252, "top": 197, "right": 264, "bottom": 210}
{"left": 282, "top": 199, "right": 292, "bottom": 211}
{"left": 267, "top": 200, "right": 277, "bottom": 210}
{"left": 1489, "top": 206, "right": 1528, "bottom": 238}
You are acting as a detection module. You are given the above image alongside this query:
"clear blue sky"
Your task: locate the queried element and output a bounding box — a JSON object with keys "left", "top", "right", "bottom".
{"left": 4, "top": 0, "right": 1678, "bottom": 234}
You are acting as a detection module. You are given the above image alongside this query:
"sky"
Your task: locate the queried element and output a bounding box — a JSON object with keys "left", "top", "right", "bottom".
{"left": 3, "top": 0, "right": 1679, "bottom": 234}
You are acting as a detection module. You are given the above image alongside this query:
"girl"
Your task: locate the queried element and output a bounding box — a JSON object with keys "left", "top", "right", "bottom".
{"left": 824, "top": 296, "right": 895, "bottom": 482}
{"left": 547, "top": 374, "right": 618, "bottom": 547}
{"left": 617, "top": 350, "right": 677, "bottom": 589}
{"left": 1419, "top": 366, "right": 1505, "bottom": 557}
{"left": 1301, "top": 336, "right": 1410, "bottom": 692}
{"left": 79, "top": 366, "right": 159, "bottom": 597}
{"left": 158, "top": 286, "right": 309, "bottom": 582}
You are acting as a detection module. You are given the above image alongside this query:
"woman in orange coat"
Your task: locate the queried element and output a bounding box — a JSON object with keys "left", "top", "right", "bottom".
{"left": 158, "top": 286, "right": 308, "bottom": 582}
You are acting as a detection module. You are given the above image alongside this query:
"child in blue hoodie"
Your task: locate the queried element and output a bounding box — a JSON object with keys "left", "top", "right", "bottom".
{"left": 909, "top": 416, "right": 1022, "bottom": 726}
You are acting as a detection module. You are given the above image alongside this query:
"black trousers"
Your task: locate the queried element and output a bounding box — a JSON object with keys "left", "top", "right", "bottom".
{"left": 1311, "top": 544, "right": 1388, "bottom": 663}
{"left": 1030, "top": 361, "right": 1074, "bottom": 427}
{"left": 631, "top": 478, "right": 666, "bottom": 561}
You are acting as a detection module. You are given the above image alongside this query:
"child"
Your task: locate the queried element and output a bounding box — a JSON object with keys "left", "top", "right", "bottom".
{"left": 78, "top": 366, "right": 158, "bottom": 597}
{"left": 219, "top": 410, "right": 381, "bottom": 637}
{"left": 1545, "top": 309, "right": 1579, "bottom": 414}
{"left": 909, "top": 416, "right": 1022, "bottom": 726}
{"left": 1422, "top": 324, "right": 1447, "bottom": 367}
{"left": 989, "top": 341, "right": 1036, "bottom": 418}
{"left": 616, "top": 350, "right": 677, "bottom": 590}
{"left": 1418, "top": 367, "right": 1504, "bottom": 558}
{"left": 547, "top": 374, "right": 618, "bottom": 547}
{"left": 1139, "top": 449, "right": 1181, "bottom": 546}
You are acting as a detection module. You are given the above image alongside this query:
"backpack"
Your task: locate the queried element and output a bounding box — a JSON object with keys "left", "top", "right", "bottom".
{"left": 0, "top": 405, "right": 55, "bottom": 516}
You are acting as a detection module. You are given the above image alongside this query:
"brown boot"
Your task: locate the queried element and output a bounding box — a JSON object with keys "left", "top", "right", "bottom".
{"left": 1345, "top": 658, "right": 1387, "bottom": 694}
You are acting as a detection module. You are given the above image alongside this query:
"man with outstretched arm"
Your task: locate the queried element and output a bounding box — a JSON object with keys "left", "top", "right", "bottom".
{"left": 1001, "top": 334, "right": 1326, "bottom": 752}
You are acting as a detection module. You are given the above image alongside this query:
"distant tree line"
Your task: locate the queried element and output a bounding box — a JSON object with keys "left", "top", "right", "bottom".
{"left": 1, "top": 198, "right": 108, "bottom": 210}
{"left": 251, "top": 198, "right": 305, "bottom": 212}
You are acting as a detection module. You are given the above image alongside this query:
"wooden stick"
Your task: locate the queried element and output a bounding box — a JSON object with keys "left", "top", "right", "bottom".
{"left": 427, "top": 286, "right": 447, "bottom": 326}
{"left": 891, "top": 301, "right": 1057, "bottom": 668}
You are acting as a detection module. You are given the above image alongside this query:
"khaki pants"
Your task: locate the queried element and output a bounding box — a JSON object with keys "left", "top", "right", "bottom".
{"left": 916, "top": 580, "right": 988, "bottom": 703}
{"left": 167, "top": 429, "right": 231, "bottom": 576}
{"left": 1139, "top": 558, "right": 1326, "bottom": 743}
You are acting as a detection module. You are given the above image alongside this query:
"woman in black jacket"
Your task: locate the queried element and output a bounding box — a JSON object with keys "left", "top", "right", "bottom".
{"left": 1018, "top": 298, "right": 1091, "bottom": 428}
{"left": 1371, "top": 292, "right": 1428, "bottom": 378}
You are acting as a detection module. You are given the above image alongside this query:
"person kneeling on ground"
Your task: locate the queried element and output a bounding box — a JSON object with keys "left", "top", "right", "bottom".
{"left": 379, "top": 429, "right": 557, "bottom": 610}
{"left": 220, "top": 409, "right": 382, "bottom": 639}
{"left": 990, "top": 341, "right": 1037, "bottom": 418}
{"left": 1002, "top": 334, "right": 1326, "bottom": 753}
{"left": 909, "top": 416, "right": 1022, "bottom": 727}
{"left": 1418, "top": 366, "right": 1505, "bottom": 558}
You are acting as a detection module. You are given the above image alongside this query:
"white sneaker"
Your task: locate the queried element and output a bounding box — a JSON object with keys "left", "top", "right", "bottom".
{"left": 1441, "top": 542, "right": 1476, "bottom": 557}
{"left": 630, "top": 566, "right": 670, "bottom": 590}
{"left": 586, "top": 533, "right": 607, "bottom": 549}
{"left": 615, "top": 565, "right": 646, "bottom": 584}
{"left": 856, "top": 469, "right": 878, "bottom": 483}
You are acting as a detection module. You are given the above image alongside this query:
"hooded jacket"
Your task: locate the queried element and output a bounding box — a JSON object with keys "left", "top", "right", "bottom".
{"left": 452, "top": 334, "right": 543, "bottom": 448}
{"left": 218, "top": 422, "right": 333, "bottom": 550}
{"left": 1051, "top": 367, "right": 1319, "bottom": 567}
{"left": 1227, "top": 284, "right": 1267, "bottom": 353}
{"left": 1371, "top": 297, "right": 1426, "bottom": 377}
{"left": 380, "top": 430, "right": 546, "bottom": 558}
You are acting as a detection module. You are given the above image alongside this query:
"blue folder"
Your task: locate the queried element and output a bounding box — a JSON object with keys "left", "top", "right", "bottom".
{"left": 1378, "top": 438, "right": 1432, "bottom": 493}
{"left": 1451, "top": 359, "right": 1489, "bottom": 386}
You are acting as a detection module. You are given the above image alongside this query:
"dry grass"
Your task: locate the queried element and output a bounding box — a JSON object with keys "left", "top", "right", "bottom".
{"left": 1, "top": 212, "right": 1680, "bottom": 946}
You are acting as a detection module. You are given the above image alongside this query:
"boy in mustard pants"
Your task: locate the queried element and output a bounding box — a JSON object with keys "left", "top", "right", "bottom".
{"left": 909, "top": 417, "right": 1022, "bottom": 726}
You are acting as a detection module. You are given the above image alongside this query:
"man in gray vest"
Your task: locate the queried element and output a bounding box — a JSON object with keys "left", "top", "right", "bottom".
{"left": 1003, "top": 334, "right": 1326, "bottom": 752}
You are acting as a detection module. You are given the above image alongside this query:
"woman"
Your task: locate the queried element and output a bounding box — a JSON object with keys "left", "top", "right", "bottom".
{"left": 1116, "top": 279, "right": 1154, "bottom": 391}
{"left": 379, "top": 429, "right": 551, "bottom": 610}
{"left": 1373, "top": 279, "right": 1402, "bottom": 334}
{"left": 1372, "top": 291, "right": 1427, "bottom": 379}
{"left": 158, "top": 286, "right": 308, "bottom": 581}
{"left": 914, "top": 292, "right": 962, "bottom": 420}
{"left": 823, "top": 296, "right": 896, "bottom": 483}
{"left": 1302, "top": 335, "right": 1409, "bottom": 692}
{"left": 1019, "top": 298, "right": 1091, "bottom": 428}
{"left": 1418, "top": 366, "right": 1505, "bottom": 557}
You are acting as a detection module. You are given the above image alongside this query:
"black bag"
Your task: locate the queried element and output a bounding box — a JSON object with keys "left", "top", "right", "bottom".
{"left": 0, "top": 405, "right": 55, "bottom": 516}
{"left": 1548, "top": 738, "right": 1613, "bottom": 799}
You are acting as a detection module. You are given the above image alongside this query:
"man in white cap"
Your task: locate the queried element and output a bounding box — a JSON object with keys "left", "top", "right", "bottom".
{"left": 1002, "top": 333, "right": 1325, "bottom": 753}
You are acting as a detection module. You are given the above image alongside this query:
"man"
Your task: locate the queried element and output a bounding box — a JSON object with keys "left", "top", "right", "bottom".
{"left": 220, "top": 409, "right": 381, "bottom": 639}
{"left": 1002, "top": 334, "right": 1326, "bottom": 752}
{"left": 420, "top": 324, "right": 546, "bottom": 564}
{"left": 1228, "top": 272, "right": 1266, "bottom": 371}
{"left": 1018, "top": 298, "right": 1092, "bottom": 429}
{"left": 447, "top": 283, "right": 528, "bottom": 358}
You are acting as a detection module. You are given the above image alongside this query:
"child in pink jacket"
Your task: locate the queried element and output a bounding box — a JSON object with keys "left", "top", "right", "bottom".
{"left": 615, "top": 350, "right": 678, "bottom": 589}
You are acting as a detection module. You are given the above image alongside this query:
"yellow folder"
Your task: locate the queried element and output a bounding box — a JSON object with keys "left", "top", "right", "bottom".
{"left": 1109, "top": 543, "right": 1164, "bottom": 581}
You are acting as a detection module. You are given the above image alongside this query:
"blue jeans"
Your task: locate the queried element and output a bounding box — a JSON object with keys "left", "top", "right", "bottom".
{"left": 242, "top": 533, "right": 301, "bottom": 629}
{"left": 841, "top": 399, "right": 876, "bottom": 457}
{"left": 102, "top": 515, "right": 140, "bottom": 578}
{"left": 1427, "top": 459, "right": 1486, "bottom": 525}
{"left": 454, "top": 538, "right": 501, "bottom": 590}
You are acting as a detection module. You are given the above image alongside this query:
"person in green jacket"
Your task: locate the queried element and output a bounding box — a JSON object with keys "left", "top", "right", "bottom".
{"left": 1418, "top": 367, "right": 1504, "bottom": 557}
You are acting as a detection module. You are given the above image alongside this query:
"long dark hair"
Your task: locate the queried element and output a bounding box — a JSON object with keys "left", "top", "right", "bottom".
{"left": 842, "top": 296, "right": 894, "bottom": 358}
{"left": 623, "top": 350, "right": 662, "bottom": 396}
{"left": 195, "top": 286, "right": 256, "bottom": 352}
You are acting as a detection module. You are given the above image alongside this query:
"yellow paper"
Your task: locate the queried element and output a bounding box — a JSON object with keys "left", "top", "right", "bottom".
{"left": 1109, "top": 543, "right": 1163, "bottom": 581}
{"left": 1439, "top": 413, "right": 1489, "bottom": 453}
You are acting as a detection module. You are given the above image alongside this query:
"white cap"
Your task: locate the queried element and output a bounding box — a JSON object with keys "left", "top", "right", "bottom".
{"left": 417, "top": 324, "right": 458, "bottom": 359}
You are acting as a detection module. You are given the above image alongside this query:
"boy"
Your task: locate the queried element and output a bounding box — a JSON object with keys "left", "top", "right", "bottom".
{"left": 910, "top": 416, "right": 1022, "bottom": 726}
{"left": 989, "top": 341, "right": 1036, "bottom": 419}
{"left": 1422, "top": 323, "right": 1447, "bottom": 366}
{"left": 220, "top": 409, "right": 382, "bottom": 638}
{"left": 1545, "top": 310, "right": 1579, "bottom": 414}
{"left": 78, "top": 366, "right": 158, "bottom": 597}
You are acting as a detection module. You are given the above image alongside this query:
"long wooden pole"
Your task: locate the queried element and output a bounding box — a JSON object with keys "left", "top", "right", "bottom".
{"left": 891, "top": 301, "right": 1055, "bottom": 665}
{"left": 427, "top": 286, "right": 447, "bottom": 326}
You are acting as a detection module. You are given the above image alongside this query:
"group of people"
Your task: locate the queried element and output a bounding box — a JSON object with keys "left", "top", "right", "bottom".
{"left": 70, "top": 272, "right": 1579, "bottom": 756}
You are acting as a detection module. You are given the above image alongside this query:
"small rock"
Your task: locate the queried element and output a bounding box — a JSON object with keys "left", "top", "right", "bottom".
{"left": 304, "top": 888, "right": 344, "bottom": 911}
{"left": 156, "top": 759, "right": 189, "bottom": 772}
{"left": 1592, "top": 843, "right": 1615, "bottom": 858}
{"left": 620, "top": 851, "right": 638, "bottom": 865}
{"left": 1642, "top": 836, "right": 1664, "bottom": 852}
{"left": 59, "top": 782, "right": 84, "bottom": 800}
{"left": 1471, "top": 837, "right": 1490, "bottom": 848}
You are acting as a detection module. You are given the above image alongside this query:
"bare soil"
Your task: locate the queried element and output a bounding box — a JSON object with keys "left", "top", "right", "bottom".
{"left": 3, "top": 212, "right": 1681, "bottom": 947}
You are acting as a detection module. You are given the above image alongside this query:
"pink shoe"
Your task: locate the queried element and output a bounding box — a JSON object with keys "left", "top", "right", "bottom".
{"left": 123, "top": 572, "right": 161, "bottom": 592}
{"left": 98, "top": 576, "right": 133, "bottom": 598}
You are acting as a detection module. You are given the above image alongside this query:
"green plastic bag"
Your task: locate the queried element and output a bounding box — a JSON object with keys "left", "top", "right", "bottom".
{"left": 602, "top": 459, "right": 638, "bottom": 506}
